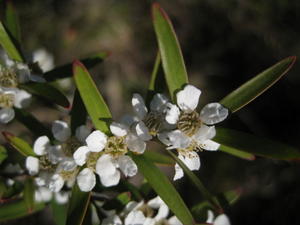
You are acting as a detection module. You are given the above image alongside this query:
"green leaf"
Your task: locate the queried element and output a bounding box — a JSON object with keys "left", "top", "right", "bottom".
{"left": 73, "top": 60, "right": 112, "bottom": 134}
{"left": 0, "top": 179, "right": 23, "bottom": 200}
{"left": 0, "top": 21, "right": 23, "bottom": 62}
{"left": 66, "top": 183, "right": 91, "bottom": 225}
{"left": 144, "top": 151, "right": 174, "bottom": 165}
{"left": 51, "top": 200, "right": 67, "bottom": 225}
{"left": 44, "top": 52, "right": 108, "bottom": 81}
{"left": 0, "top": 199, "right": 45, "bottom": 222}
{"left": 23, "top": 177, "right": 35, "bottom": 213}
{"left": 152, "top": 3, "right": 189, "bottom": 101}
{"left": 2, "top": 132, "right": 35, "bottom": 157}
{"left": 214, "top": 127, "right": 300, "bottom": 160}
{"left": 4, "top": 0, "right": 21, "bottom": 43}
{"left": 20, "top": 82, "right": 70, "bottom": 108}
{"left": 70, "top": 89, "right": 87, "bottom": 135}
{"left": 167, "top": 151, "right": 222, "bottom": 212}
{"left": 131, "top": 153, "right": 195, "bottom": 225}
{"left": 220, "top": 56, "right": 296, "bottom": 112}
{"left": 14, "top": 108, "right": 53, "bottom": 139}
{"left": 0, "top": 145, "right": 8, "bottom": 165}
{"left": 219, "top": 144, "right": 255, "bottom": 161}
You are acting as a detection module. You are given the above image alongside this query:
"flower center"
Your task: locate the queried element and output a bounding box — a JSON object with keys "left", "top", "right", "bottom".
{"left": 61, "top": 137, "right": 81, "bottom": 157}
{"left": 0, "top": 68, "right": 18, "bottom": 87}
{"left": 39, "top": 155, "right": 57, "bottom": 172}
{"left": 0, "top": 93, "right": 14, "bottom": 108}
{"left": 177, "top": 111, "right": 202, "bottom": 137}
{"left": 59, "top": 167, "right": 79, "bottom": 181}
{"left": 86, "top": 152, "right": 103, "bottom": 170}
{"left": 105, "top": 136, "right": 127, "bottom": 157}
{"left": 143, "top": 111, "right": 163, "bottom": 136}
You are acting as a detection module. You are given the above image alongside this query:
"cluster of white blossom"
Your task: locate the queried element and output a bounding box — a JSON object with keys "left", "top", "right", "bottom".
{"left": 25, "top": 84, "right": 228, "bottom": 194}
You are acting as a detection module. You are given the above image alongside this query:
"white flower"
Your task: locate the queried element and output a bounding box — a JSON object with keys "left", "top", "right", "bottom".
{"left": 206, "top": 210, "right": 231, "bottom": 225}
{"left": 32, "top": 48, "right": 54, "bottom": 72}
{"left": 160, "top": 85, "right": 228, "bottom": 180}
{"left": 34, "top": 186, "right": 69, "bottom": 204}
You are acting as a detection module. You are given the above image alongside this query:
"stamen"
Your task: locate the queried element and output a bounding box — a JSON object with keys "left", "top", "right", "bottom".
{"left": 86, "top": 152, "right": 103, "bottom": 170}
{"left": 143, "top": 111, "right": 163, "bottom": 136}
{"left": 0, "top": 68, "right": 18, "bottom": 87}
{"left": 39, "top": 155, "right": 57, "bottom": 172}
{"left": 177, "top": 111, "right": 202, "bottom": 137}
{"left": 0, "top": 93, "right": 14, "bottom": 108}
{"left": 105, "top": 136, "right": 127, "bottom": 157}
{"left": 61, "top": 137, "right": 81, "bottom": 157}
{"left": 60, "top": 167, "right": 79, "bottom": 180}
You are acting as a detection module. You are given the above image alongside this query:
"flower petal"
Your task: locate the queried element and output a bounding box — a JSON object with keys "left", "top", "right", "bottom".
{"left": 214, "top": 214, "right": 231, "bottom": 225}
{"left": 110, "top": 122, "right": 128, "bottom": 137}
{"left": 0, "top": 108, "right": 15, "bottom": 123}
{"left": 58, "top": 158, "right": 77, "bottom": 171}
{"left": 206, "top": 210, "right": 215, "bottom": 224}
{"left": 49, "top": 174, "right": 64, "bottom": 192}
{"left": 150, "top": 93, "right": 168, "bottom": 112}
{"left": 173, "top": 163, "right": 184, "bottom": 181}
{"left": 147, "top": 196, "right": 164, "bottom": 208}
{"left": 96, "top": 154, "right": 116, "bottom": 176}
{"left": 200, "top": 140, "right": 220, "bottom": 151}
{"left": 77, "top": 168, "right": 96, "bottom": 192}
{"left": 125, "top": 210, "right": 146, "bottom": 225}
{"left": 117, "top": 155, "right": 138, "bottom": 177}
{"left": 86, "top": 130, "right": 107, "bottom": 152}
{"left": 52, "top": 120, "right": 71, "bottom": 142}
{"left": 165, "top": 103, "right": 180, "bottom": 124}
{"left": 200, "top": 102, "right": 228, "bottom": 125}
{"left": 135, "top": 121, "right": 152, "bottom": 141}
{"left": 180, "top": 151, "right": 200, "bottom": 171}
{"left": 73, "top": 146, "right": 90, "bottom": 166}
{"left": 176, "top": 85, "right": 201, "bottom": 112}
{"left": 101, "top": 215, "right": 122, "bottom": 225}
{"left": 165, "top": 130, "right": 191, "bottom": 150}
{"left": 25, "top": 156, "right": 39, "bottom": 175}
{"left": 126, "top": 134, "right": 146, "bottom": 154}
{"left": 132, "top": 93, "right": 148, "bottom": 120}
{"left": 121, "top": 114, "right": 137, "bottom": 127}
{"left": 75, "top": 125, "right": 91, "bottom": 143}
{"left": 33, "top": 136, "right": 50, "bottom": 155}
{"left": 47, "top": 145, "right": 64, "bottom": 164}
{"left": 35, "top": 187, "right": 52, "bottom": 203}
{"left": 54, "top": 191, "right": 69, "bottom": 204}
{"left": 13, "top": 89, "right": 31, "bottom": 108}
{"left": 99, "top": 170, "right": 121, "bottom": 187}
{"left": 155, "top": 203, "right": 169, "bottom": 221}
{"left": 193, "top": 125, "right": 216, "bottom": 142}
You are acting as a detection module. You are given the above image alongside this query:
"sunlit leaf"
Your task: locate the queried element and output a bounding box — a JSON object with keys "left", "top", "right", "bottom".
{"left": 0, "top": 199, "right": 45, "bottom": 222}
{"left": 0, "top": 21, "right": 23, "bottom": 62}
{"left": 167, "top": 151, "right": 222, "bottom": 212}
{"left": 214, "top": 127, "right": 300, "bottom": 160}
{"left": 152, "top": 3, "right": 188, "bottom": 101}
{"left": 14, "top": 108, "right": 53, "bottom": 139}
{"left": 4, "top": 0, "right": 21, "bottom": 43}
{"left": 44, "top": 52, "right": 108, "bottom": 81}
{"left": 66, "top": 183, "right": 91, "bottom": 225}
{"left": 70, "top": 89, "right": 87, "bottom": 135}
{"left": 131, "top": 153, "right": 195, "bottom": 225}
{"left": 0, "top": 145, "right": 8, "bottom": 164}
{"left": 73, "top": 60, "right": 112, "bottom": 134}
{"left": 20, "top": 82, "right": 70, "bottom": 108}
{"left": 220, "top": 56, "right": 296, "bottom": 112}
{"left": 23, "top": 177, "right": 35, "bottom": 213}
{"left": 2, "top": 132, "right": 35, "bottom": 157}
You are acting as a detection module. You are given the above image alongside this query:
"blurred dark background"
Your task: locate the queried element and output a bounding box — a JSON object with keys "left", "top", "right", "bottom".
{"left": 1, "top": 0, "right": 300, "bottom": 224}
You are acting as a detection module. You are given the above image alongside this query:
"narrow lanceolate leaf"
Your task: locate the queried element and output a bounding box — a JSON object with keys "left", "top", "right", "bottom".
{"left": 44, "top": 52, "right": 108, "bottom": 81}
{"left": 167, "top": 151, "right": 222, "bottom": 213}
{"left": 66, "top": 184, "right": 91, "bottom": 225}
{"left": 73, "top": 60, "right": 112, "bottom": 134}
{"left": 0, "top": 21, "right": 23, "bottom": 62}
{"left": 23, "top": 178, "right": 35, "bottom": 213}
{"left": 70, "top": 89, "right": 87, "bottom": 135}
{"left": 0, "top": 145, "right": 8, "bottom": 165}
{"left": 20, "top": 82, "right": 70, "bottom": 108}
{"left": 218, "top": 144, "right": 255, "bottom": 161}
{"left": 144, "top": 151, "right": 174, "bottom": 165}
{"left": 14, "top": 108, "right": 53, "bottom": 139}
{"left": 0, "top": 199, "right": 45, "bottom": 222}
{"left": 214, "top": 128, "right": 300, "bottom": 160}
{"left": 2, "top": 132, "right": 35, "bottom": 157}
{"left": 220, "top": 56, "right": 296, "bottom": 113}
{"left": 4, "top": 0, "right": 21, "bottom": 43}
{"left": 131, "top": 153, "right": 195, "bottom": 225}
{"left": 152, "top": 3, "right": 188, "bottom": 101}
{"left": 51, "top": 200, "right": 67, "bottom": 225}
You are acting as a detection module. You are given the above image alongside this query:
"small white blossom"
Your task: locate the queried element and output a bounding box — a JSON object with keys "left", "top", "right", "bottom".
{"left": 160, "top": 84, "right": 228, "bottom": 180}
{"left": 206, "top": 210, "right": 231, "bottom": 225}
